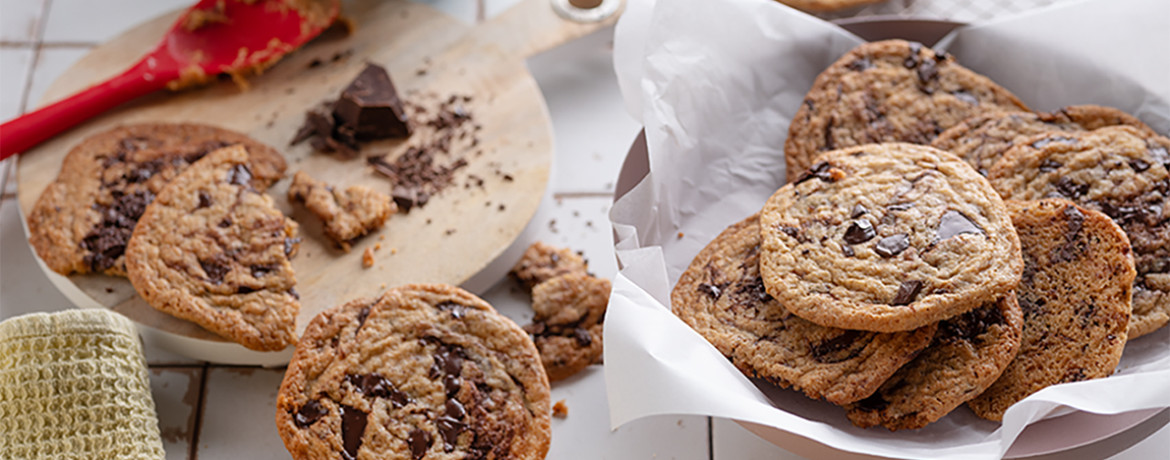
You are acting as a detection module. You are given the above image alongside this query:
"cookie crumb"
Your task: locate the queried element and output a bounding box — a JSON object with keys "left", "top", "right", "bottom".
{"left": 362, "top": 247, "right": 375, "bottom": 268}
{"left": 553, "top": 400, "right": 569, "bottom": 418}
{"left": 391, "top": 247, "right": 398, "bottom": 255}
{"left": 677, "top": 232, "right": 684, "bottom": 239}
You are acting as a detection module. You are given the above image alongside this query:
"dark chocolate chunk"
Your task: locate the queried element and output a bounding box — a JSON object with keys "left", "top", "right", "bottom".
{"left": 1039, "top": 159, "right": 1063, "bottom": 172}
{"left": 236, "top": 285, "right": 258, "bottom": 294}
{"left": 698, "top": 283, "right": 723, "bottom": 300}
{"left": 886, "top": 202, "right": 913, "bottom": 212}
{"left": 199, "top": 254, "right": 231, "bottom": 284}
{"left": 936, "top": 210, "right": 984, "bottom": 241}
{"left": 810, "top": 330, "right": 867, "bottom": 363}
{"left": 780, "top": 226, "right": 800, "bottom": 238}
{"left": 904, "top": 42, "right": 922, "bottom": 69}
{"left": 891, "top": 280, "right": 924, "bottom": 306}
{"left": 197, "top": 191, "right": 213, "bottom": 209}
{"left": 436, "top": 416, "right": 466, "bottom": 452}
{"left": 1129, "top": 158, "right": 1151, "bottom": 172}
{"left": 842, "top": 245, "right": 855, "bottom": 257}
{"left": 1031, "top": 135, "right": 1075, "bottom": 149}
{"left": 794, "top": 161, "right": 838, "bottom": 185}
{"left": 874, "top": 234, "right": 910, "bottom": 257}
{"left": 1148, "top": 143, "right": 1170, "bottom": 166}
{"left": 333, "top": 64, "right": 412, "bottom": 139}
{"left": 436, "top": 301, "right": 466, "bottom": 319}
{"left": 409, "top": 428, "right": 432, "bottom": 460}
{"left": 847, "top": 58, "right": 873, "bottom": 71}
{"left": 284, "top": 237, "right": 299, "bottom": 256}
{"left": 952, "top": 90, "right": 978, "bottom": 105}
{"left": 938, "top": 302, "right": 1004, "bottom": 343}
{"left": 346, "top": 373, "right": 411, "bottom": 408}
{"left": 225, "top": 164, "right": 253, "bottom": 187}
{"left": 250, "top": 264, "right": 277, "bottom": 278}
{"left": 844, "top": 220, "right": 876, "bottom": 244}
{"left": 445, "top": 398, "right": 467, "bottom": 420}
{"left": 573, "top": 327, "right": 592, "bottom": 347}
{"left": 733, "top": 277, "right": 772, "bottom": 305}
{"left": 850, "top": 204, "right": 868, "bottom": 219}
{"left": 340, "top": 405, "right": 368, "bottom": 460}
{"left": 80, "top": 190, "right": 155, "bottom": 272}
{"left": 1054, "top": 177, "right": 1089, "bottom": 199}
{"left": 1061, "top": 367, "right": 1087, "bottom": 383}
{"left": 293, "top": 400, "right": 327, "bottom": 428}
{"left": 916, "top": 56, "right": 938, "bottom": 83}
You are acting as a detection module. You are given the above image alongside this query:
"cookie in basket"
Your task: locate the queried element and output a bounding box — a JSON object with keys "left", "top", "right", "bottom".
{"left": 125, "top": 145, "right": 300, "bottom": 351}
{"left": 672, "top": 213, "right": 937, "bottom": 405}
{"left": 785, "top": 39, "right": 1028, "bottom": 183}
{"left": 967, "top": 199, "right": 1134, "bottom": 421}
{"left": 931, "top": 105, "right": 1154, "bottom": 175}
{"left": 845, "top": 293, "right": 1022, "bottom": 430}
{"left": 27, "top": 123, "right": 286, "bottom": 277}
{"left": 275, "top": 284, "right": 550, "bottom": 460}
{"left": 987, "top": 126, "right": 1169, "bottom": 339}
{"left": 760, "top": 143, "right": 1022, "bottom": 332}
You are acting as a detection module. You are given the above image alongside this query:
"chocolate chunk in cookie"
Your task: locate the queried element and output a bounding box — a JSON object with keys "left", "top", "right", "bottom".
{"left": 988, "top": 126, "right": 1169, "bottom": 339}
{"left": 275, "top": 284, "right": 550, "bottom": 460}
{"left": 932, "top": 105, "right": 1155, "bottom": 175}
{"left": 761, "top": 144, "right": 1023, "bottom": 332}
{"left": 673, "top": 214, "right": 938, "bottom": 405}
{"left": 846, "top": 294, "right": 1023, "bottom": 430}
{"left": 785, "top": 40, "right": 1028, "bottom": 183}
{"left": 287, "top": 171, "right": 395, "bottom": 252}
{"left": 967, "top": 199, "right": 1134, "bottom": 421}
{"left": 125, "top": 146, "right": 299, "bottom": 351}
{"left": 524, "top": 273, "right": 610, "bottom": 382}
{"left": 509, "top": 242, "right": 589, "bottom": 290}
{"left": 27, "top": 123, "right": 286, "bottom": 277}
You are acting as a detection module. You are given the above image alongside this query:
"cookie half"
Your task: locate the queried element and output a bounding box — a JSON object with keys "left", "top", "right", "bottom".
{"left": 784, "top": 39, "right": 1028, "bottom": 183}
{"left": 125, "top": 146, "right": 300, "bottom": 351}
{"left": 932, "top": 105, "right": 1153, "bottom": 175}
{"left": 845, "top": 294, "right": 1023, "bottom": 430}
{"left": 672, "top": 214, "right": 937, "bottom": 405}
{"left": 987, "top": 126, "right": 1169, "bottom": 339}
{"left": 967, "top": 199, "right": 1134, "bottom": 421}
{"left": 275, "top": 284, "right": 550, "bottom": 460}
{"left": 27, "top": 123, "right": 286, "bottom": 277}
{"left": 761, "top": 144, "right": 1022, "bottom": 332}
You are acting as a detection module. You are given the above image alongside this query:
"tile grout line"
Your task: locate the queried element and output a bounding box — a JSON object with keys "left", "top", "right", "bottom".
{"left": 187, "top": 363, "right": 210, "bottom": 460}
{"left": 17, "top": 0, "right": 54, "bottom": 115}
{"left": 707, "top": 416, "right": 714, "bottom": 460}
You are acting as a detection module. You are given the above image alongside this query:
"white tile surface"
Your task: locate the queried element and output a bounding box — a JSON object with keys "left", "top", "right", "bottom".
{"left": 0, "top": 47, "right": 34, "bottom": 120}
{"left": 0, "top": 0, "right": 47, "bottom": 43}
{"left": 0, "top": 197, "right": 72, "bottom": 320}
{"left": 711, "top": 418, "right": 808, "bottom": 460}
{"left": 413, "top": 0, "right": 478, "bottom": 24}
{"left": 150, "top": 367, "right": 203, "bottom": 460}
{"left": 41, "top": 0, "right": 189, "bottom": 44}
{"left": 197, "top": 367, "right": 289, "bottom": 459}
{"left": 529, "top": 26, "right": 640, "bottom": 195}
{"left": 484, "top": 0, "right": 525, "bottom": 20}
{"left": 23, "top": 46, "right": 90, "bottom": 111}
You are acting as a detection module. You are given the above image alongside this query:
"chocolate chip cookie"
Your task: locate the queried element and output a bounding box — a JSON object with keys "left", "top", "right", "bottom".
{"left": 760, "top": 143, "right": 1023, "bottom": 332}
{"left": 287, "top": 171, "right": 396, "bottom": 252}
{"left": 524, "top": 273, "right": 610, "bottom": 382}
{"left": 967, "top": 199, "right": 1134, "bottom": 421}
{"left": 845, "top": 294, "right": 1023, "bottom": 430}
{"left": 987, "top": 126, "right": 1169, "bottom": 339}
{"left": 932, "top": 105, "right": 1153, "bottom": 175}
{"left": 275, "top": 284, "right": 550, "bottom": 460}
{"left": 26, "top": 123, "right": 286, "bottom": 277}
{"left": 125, "top": 146, "right": 300, "bottom": 351}
{"left": 785, "top": 40, "right": 1028, "bottom": 183}
{"left": 510, "top": 242, "right": 589, "bottom": 290}
{"left": 673, "top": 214, "right": 937, "bottom": 405}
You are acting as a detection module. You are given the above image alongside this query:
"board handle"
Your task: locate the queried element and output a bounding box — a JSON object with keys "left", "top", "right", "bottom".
{"left": 475, "top": 0, "right": 624, "bottom": 59}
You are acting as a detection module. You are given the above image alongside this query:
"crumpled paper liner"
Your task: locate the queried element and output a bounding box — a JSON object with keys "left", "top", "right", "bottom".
{"left": 605, "top": 0, "right": 1170, "bottom": 458}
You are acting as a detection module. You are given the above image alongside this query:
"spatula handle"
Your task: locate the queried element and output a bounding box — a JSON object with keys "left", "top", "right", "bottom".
{"left": 0, "top": 61, "right": 169, "bottom": 161}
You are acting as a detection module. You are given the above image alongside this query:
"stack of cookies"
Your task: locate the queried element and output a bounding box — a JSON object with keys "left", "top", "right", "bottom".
{"left": 673, "top": 39, "right": 1167, "bottom": 430}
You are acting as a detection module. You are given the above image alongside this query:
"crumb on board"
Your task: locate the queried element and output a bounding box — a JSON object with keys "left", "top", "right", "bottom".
{"left": 391, "top": 247, "right": 398, "bottom": 255}
{"left": 362, "top": 247, "right": 375, "bottom": 268}
{"left": 552, "top": 400, "right": 569, "bottom": 418}
{"left": 375, "top": 243, "right": 382, "bottom": 251}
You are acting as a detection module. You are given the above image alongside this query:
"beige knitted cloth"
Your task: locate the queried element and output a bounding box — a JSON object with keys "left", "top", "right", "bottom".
{"left": 0, "top": 310, "right": 165, "bottom": 459}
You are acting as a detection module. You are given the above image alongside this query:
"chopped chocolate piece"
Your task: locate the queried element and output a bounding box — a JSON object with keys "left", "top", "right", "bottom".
{"left": 293, "top": 400, "right": 327, "bottom": 428}
{"left": 938, "top": 302, "right": 1004, "bottom": 343}
{"left": 1031, "top": 135, "right": 1076, "bottom": 149}
{"left": 844, "top": 220, "right": 876, "bottom": 244}
{"left": 794, "top": 161, "right": 839, "bottom": 185}
{"left": 333, "top": 64, "right": 412, "bottom": 139}
{"left": 936, "top": 210, "right": 984, "bottom": 241}
{"left": 850, "top": 204, "right": 868, "bottom": 219}
{"left": 875, "top": 234, "right": 910, "bottom": 257}
{"left": 340, "top": 405, "right": 367, "bottom": 460}
{"left": 698, "top": 282, "right": 723, "bottom": 300}
{"left": 891, "top": 280, "right": 924, "bottom": 305}
{"left": 409, "top": 428, "right": 432, "bottom": 460}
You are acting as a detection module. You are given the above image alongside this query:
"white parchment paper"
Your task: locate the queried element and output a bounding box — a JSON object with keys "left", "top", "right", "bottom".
{"left": 606, "top": 0, "right": 1170, "bottom": 458}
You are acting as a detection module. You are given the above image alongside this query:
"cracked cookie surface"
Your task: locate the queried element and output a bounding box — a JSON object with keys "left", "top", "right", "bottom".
{"left": 673, "top": 214, "right": 937, "bottom": 405}
{"left": 510, "top": 242, "right": 589, "bottom": 290}
{"left": 525, "top": 273, "right": 609, "bottom": 382}
{"left": 846, "top": 294, "right": 1022, "bottom": 430}
{"left": 275, "top": 284, "right": 550, "bottom": 460}
{"left": 932, "top": 105, "right": 1152, "bottom": 175}
{"left": 987, "top": 126, "right": 1169, "bottom": 339}
{"left": 967, "top": 199, "right": 1133, "bottom": 421}
{"left": 785, "top": 39, "right": 1027, "bottom": 183}
{"left": 761, "top": 144, "right": 1022, "bottom": 332}
{"left": 27, "top": 123, "right": 286, "bottom": 277}
{"left": 288, "top": 171, "right": 395, "bottom": 251}
{"left": 125, "top": 146, "right": 300, "bottom": 351}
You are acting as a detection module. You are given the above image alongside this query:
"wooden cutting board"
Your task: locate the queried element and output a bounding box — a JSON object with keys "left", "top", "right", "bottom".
{"left": 15, "top": 0, "right": 619, "bottom": 353}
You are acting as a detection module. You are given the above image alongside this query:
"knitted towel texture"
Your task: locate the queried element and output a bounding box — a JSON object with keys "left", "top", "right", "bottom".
{"left": 0, "top": 310, "right": 165, "bottom": 459}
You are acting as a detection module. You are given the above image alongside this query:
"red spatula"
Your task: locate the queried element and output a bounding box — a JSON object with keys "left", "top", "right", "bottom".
{"left": 0, "top": 0, "right": 340, "bottom": 161}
